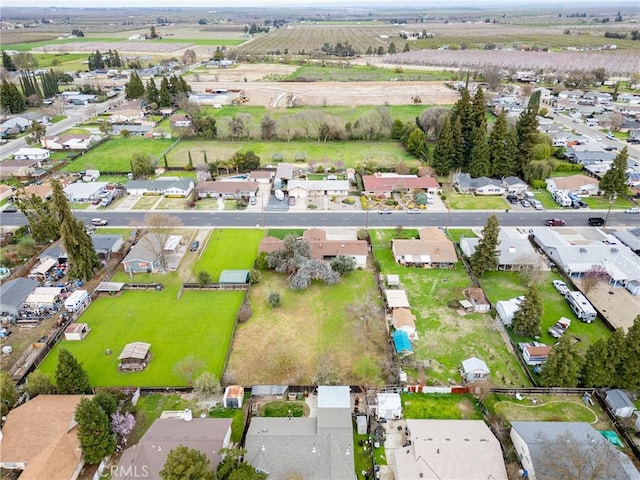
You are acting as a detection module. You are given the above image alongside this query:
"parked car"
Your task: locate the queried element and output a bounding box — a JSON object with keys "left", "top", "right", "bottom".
{"left": 250, "top": 197, "right": 257, "bottom": 205}
{"left": 544, "top": 218, "right": 566, "bottom": 226}
{"left": 3, "top": 204, "right": 18, "bottom": 213}
{"left": 625, "top": 207, "right": 640, "bottom": 214}
{"left": 378, "top": 209, "right": 392, "bottom": 214}
{"left": 548, "top": 317, "right": 571, "bottom": 338}
{"left": 190, "top": 240, "right": 200, "bottom": 252}
{"left": 521, "top": 199, "right": 530, "bottom": 208}
{"left": 552, "top": 280, "right": 568, "bottom": 294}
{"left": 407, "top": 208, "right": 420, "bottom": 214}
{"left": 606, "top": 132, "right": 615, "bottom": 140}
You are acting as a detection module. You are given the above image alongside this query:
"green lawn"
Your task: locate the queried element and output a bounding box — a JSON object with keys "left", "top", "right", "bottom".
{"left": 280, "top": 64, "right": 456, "bottom": 82}
{"left": 446, "top": 228, "right": 478, "bottom": 243}
{"left": 401, "top": 393, "right": 483, "bottom": 419}
{"left": 38, "top": 274, "right": 243, "bottom": 387}
{"left": 61, "top": 138, "right": 175, "bottom": 173}
{"left": 169, "top": 140, "right": 415, "bottom": 169}
{"left": 371, "top": 230, "right": 528, "bottom": 387}
{"left": 446, "top": 191, "right": 510, "bottom": 211}
{"left": 194, "top": 229, "right": 264, "bottom": 281}
{"left": 479, "top": 271, "right": 612, "bottom": 350}
{"left": 266, "top": 229, "right": 304, "bottom": 239}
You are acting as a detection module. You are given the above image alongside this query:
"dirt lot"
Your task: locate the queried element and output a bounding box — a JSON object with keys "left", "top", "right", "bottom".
{"left": 576, "top": 280, "right": 640, "bottom": 332}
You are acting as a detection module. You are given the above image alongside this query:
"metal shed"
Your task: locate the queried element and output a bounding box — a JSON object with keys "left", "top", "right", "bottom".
{"left": 219, "top": 270, "right": 250, "bottom": 284}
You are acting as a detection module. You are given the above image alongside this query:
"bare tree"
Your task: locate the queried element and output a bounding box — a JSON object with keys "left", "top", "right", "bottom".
{"left": 138, "top": 213, "right": 181, "bottom": 272}
{"left": 516, "top": 254, "right": 547, "bottom": 286}
{"left": 581, "top": 264, "right": 609, "bottom": 294}
{"left": 417, "top": 107, "right": 450, "bottom": 140}
{"left": 181, "top": 49, "right": 197, "bottom": 65}
{"left": 536, "top": 431, "right": 622, "bottom": 480}
{"left": 174, "top": 355, "right": 205, "bottom": 385}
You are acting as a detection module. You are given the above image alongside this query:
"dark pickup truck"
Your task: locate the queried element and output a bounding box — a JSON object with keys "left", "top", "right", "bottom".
{"left": 588, "top": 217, "right": 605, "bottom": 226}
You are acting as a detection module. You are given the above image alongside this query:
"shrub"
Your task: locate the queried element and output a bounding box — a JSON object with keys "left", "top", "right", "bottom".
{"left": 307, "top": 203, "right": 317, "bottom": 209}
{"left": 357, "top": 229, "right": 370, "bottom": 241}
{"left": 360, "top": 195, "right": 369, "bottom": 210}
{"left": 249, "top": 269, "right": 260, "bottom": 285}
{"left": 237, "top": 303, "right": 252, "bottom": 323}
{"left": 197, "top": 271, "right": 212, "bottom": 285}
{"left": 342, "top": 197, "right": 355, "bottom": 205}
{"left": 531, "top": 180, "right": 546, "bottom": 189}
{"left": 552, "top": 161, "right": 584, "bottom": 172}
{"left": 268, "top": 291, "right": 281, "bottom": 307}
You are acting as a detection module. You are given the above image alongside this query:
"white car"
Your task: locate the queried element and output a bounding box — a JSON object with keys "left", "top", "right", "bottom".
{"left": 552, "top": 280, "right": 569, "bottom": 296}
{"left": 606, "top": 133, "right": 615, "bottom": 140}
{"left": 625, "top": 207, "right": 640, "bottom": 214}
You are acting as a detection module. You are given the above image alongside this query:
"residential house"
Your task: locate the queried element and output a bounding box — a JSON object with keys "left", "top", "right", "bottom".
{"left": 460, "top": 228, "right": 539, "bottom": 271}
{"left": 395, "top": 420, "right": 508, "bottom": 480}
{"left": 545, "top": 175, "right": 599, "bottom": 197}
{"left": 0, "top": 159, "right": 42, "bottom": 179}
{"left": 170, "top": 114, "right": 192, "bottom": 127}
{"left": 612, "top": 228, "right": 640, "bottom": 256}
{"left": 249, "top": 170, "right": 274, "bottom": 183}
{"left": 108, "top": 99, "right": 145, "bottom": 123}
{"left": 115, "top": 416, "right": 231, "bottom": 480}
{"left": 63, "top": 94, "right": 95, "bottom": 105}
{"left": 245, "top": 386, "right": 356, "bottom": 480}
{"left": 0, "top": 395, "right": 87, "bottom": 480}
{"left": 13, "top": 148, "right": 50, "bottom": 161}
{"left": 605, "top": 389, "right": 636, "bottom": 418}
{"left": 287, "top": 179, "right": 350, "bottom": 198}
{"left": 63, "top": 181, "right": 108, "bottom": 202}
{"left": 0, "top": 277, "right": 39, "bottom": 315}
{"left": 510, "top": 421, "right": 640, "bottom": 480}
{"left": 275, "top": 163, "right": 295, "bottom": 181}
{"left": 0, "top": 116, "right": 30, "bottom": 137}
{"left": 111, "top": 124, "right": 153, "bottom": 136}
{"left": 362, "top": 172, "right": 440, "bottom": 196}
{"left": 453, "top": 173, "right": 506, "bottom": 195}
{"left": 391, "top": 227, "right": 458, "bottom": 268}
{"left": 392, "top": 308, "right": 417, "bottom": 340}
{"left": 127, "top": 178, "right": 194, "bottom": 197}
{"left": 502, "top": 176, "right": 528, "bottom": 194}
{"left": 531, "top": 228, "right": 640, "bottom": 292}
{"left": 460, "top": 357, "right": 490, "bottom": 383}
{"left": 258, "top": 228, "right": 369, "bottom": 268}
{"left": 522, "top": 345, "right": 552, "bottom": 366}
{"left": 42, "top": 133, "right": 99, "bottom": 150}
{"left": 197, "top": 181, "right": 257, "bottom": 199}
{"left": 122, "top": 234, "right": 183, "bottom": 273}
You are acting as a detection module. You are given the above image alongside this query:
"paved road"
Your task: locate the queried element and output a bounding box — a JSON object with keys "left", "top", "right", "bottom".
{"left": 1, "top": 209, "right": 636, "bottom": 230}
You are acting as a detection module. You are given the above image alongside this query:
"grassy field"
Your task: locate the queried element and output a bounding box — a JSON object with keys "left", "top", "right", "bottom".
{"left": 193, "top": 229, "right": 264, "bottom": 281}
{"left": 446, "top": 191, "right": 511, "bottom": 211}
{"left": 225, "top": 269, "right": 391, "bottom": 386}
{"left": 266, "top": 229, "right": 305, "bottom": 239}
{"left": 371, "top": 230, "right": 528, "bottom": 387}
{"left": 61, "top": 138, "right": 175, "bottom": 172}
{"left": 484, "top": 394, "right": 610, "bottom": 430}
{"left": 38, "top": 273, "right": 243, "bottom": 387}
{"left": 401, "top": 393, "right": 483, "bottom": 420}
{"left": 280, "top": 64, "right": 457, "bottom": 82}
{"left": 168, "top": 140, "right": 415, "bottom": 169}
{"left": 479, "top": 271, "right": 612, "bottom": 350}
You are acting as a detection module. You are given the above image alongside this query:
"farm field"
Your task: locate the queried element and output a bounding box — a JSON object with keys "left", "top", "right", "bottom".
{"left": 280, "top": 64, "right": 457, "bottom": 82}
{"left": 38, "top": 273, "right": 244, "bottom": 387}
{"left": 61, "top": 137, "right": 175, "bottom": 173}
{"left": 193, "top": 228, "right": 264, "bottom": 281}
{"left": 371, "top": 229, "right": 529, "bottom": 387}
{"left": 168, "top": 140, "right": 416, "bottom": 169}
{"left": 480, "top": 271, "right": 612, "bottom": 351}
{"left": 225, "top": 269, "right": 391, "bottom": 386}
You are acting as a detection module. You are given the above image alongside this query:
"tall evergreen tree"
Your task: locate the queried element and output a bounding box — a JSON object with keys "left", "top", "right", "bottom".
{"left": 488, "top": 110, "right": 517, "bottom": 177}
{"left": 75, "top": 398, "right": 116, "bottom": 464}
{"left": 451, "top": 116, "right": 464, "bottom": 168}
{"left": 580, "top": 338, "right": 613, "bottom": 387}
{"left": 0, "top": 79, "right": 26, "bottom": 113}
{"left": 146, "top": 78, "right": 159, "bottom": 105}
{"left": 468, "top": 123, "right": 490, "bottom": 177}
{"left": 620, "top": 316, "right": 640, "bottom": 390}
{"left": 125, "top": 71, "right": 145, "bottom": 99}
{"left": 599, "top": 147, "right": 629, "bottom": 195}
{"left": 540, "top": 336, "right": 583, "bottom": 387}
{"left": 52, "top": 179, "right": 99, "bottom": 280}
{"left": 431, "top": 115, "right": 455, "bottom": 175}
{"left": 405, "top": 128, "right": 427, "bottom": 160}
{"left": 2, "top": 50, "right": 16, "bottom": 71}
{"left": 515, "top": 99, "right": 539, "bottom": 177}
{"left": 54, "top": 349, "right": 90, "bottom": 394}
{"left": 450, "top": 88, "right": 474, "bottom": 168}
{"left": 159, "top": 76, "right": 172, "bottom": 107}
{"left": 469, "top": 214, "right": 500, "bottom": 276}
{"left": 472, "top": 87, "right": 486, "bottom": 129}
{"left": 511, "top": 285, "right": 543, "bottom": 337}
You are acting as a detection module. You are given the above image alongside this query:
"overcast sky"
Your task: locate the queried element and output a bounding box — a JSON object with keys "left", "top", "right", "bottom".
{"left": 0, "top": 0, "right": 618, "bottom": 8}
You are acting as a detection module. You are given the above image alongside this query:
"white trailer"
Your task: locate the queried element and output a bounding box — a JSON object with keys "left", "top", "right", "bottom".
{"left": 64, "top": 290, "right": 89, "bottom": 312}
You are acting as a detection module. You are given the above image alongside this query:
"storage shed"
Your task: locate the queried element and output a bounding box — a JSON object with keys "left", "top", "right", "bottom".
{"left": 605, "top": 389, "right": 636, "bottom": 418}
{"left": 376, "top": 392, "right": 402, "bottom": 421}
{"left": 385, "top": 289, "right": 410, "bottom": 309}
{"left": 219, "top": 270, "right": 250, "bottom": 284}
{"left": 118, "top": 342, "right": 151, "bottom": 371}
{"left": 461, "top": 357, "right": 490, "bottom": 383}
{"left": 496, "top": 298, "right": 523, "bottom": 325}
{"left": 223, "top": 385, "right": 244, "bottom": 408}
{"left": 393, "top": 330, "right": 413, "bottom": 357}
{"left": 64, "top": 323, "right": 90, "bottom": 341}
{"left": 356, "top": 416, "right": 368, "bottom": 435}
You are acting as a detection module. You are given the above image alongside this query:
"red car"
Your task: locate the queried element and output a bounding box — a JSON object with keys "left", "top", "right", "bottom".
{"left": 544, "top": 218, "right": 566, "bottom": 226}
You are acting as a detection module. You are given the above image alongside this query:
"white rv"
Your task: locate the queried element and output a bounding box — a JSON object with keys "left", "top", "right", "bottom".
{"left": 565, "top": 291, "right": 597, "bottom": 323}
{"left": 64, "top": 290, "right": 89, "bottom": 312}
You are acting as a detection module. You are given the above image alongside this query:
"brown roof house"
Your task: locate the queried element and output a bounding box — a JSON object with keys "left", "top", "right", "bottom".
{"left": 114, "top": 415, "right": 232, "bottom": 480}
{"left": 363, "top": 172, "right": 440, "bottom": 196}
{"left": 391, "top": 227, "right": 457, "bottom": 268}
{"left": 258, "top": 228, "right": 369, "bottom": 268}
{"left": 0, "top": 395, "right": 88, "bottom": 480}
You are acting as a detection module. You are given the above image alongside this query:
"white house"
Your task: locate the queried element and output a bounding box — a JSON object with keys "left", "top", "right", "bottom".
{"left": 460, "top": 357, "right": 490, "bottom": 383}
{"left": 126, "top": 178, "right": 194, "bottom": 197}
{"left": 63, "top": 181, "right": 107, "bottom": 202}
{"left": 14, "top": 148, "right": 50, "bottom": 161}
{"left": 545, "top": 175, "right": 599, "bottom": 197}
{"left": 287, "top": 179, "right": 350, "bottom": 199}
{"left": 522, "top": 345, "right": 551, "bottom": 366}
{"left": 453, "top": 173, "right": 506, "bottom": 195}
